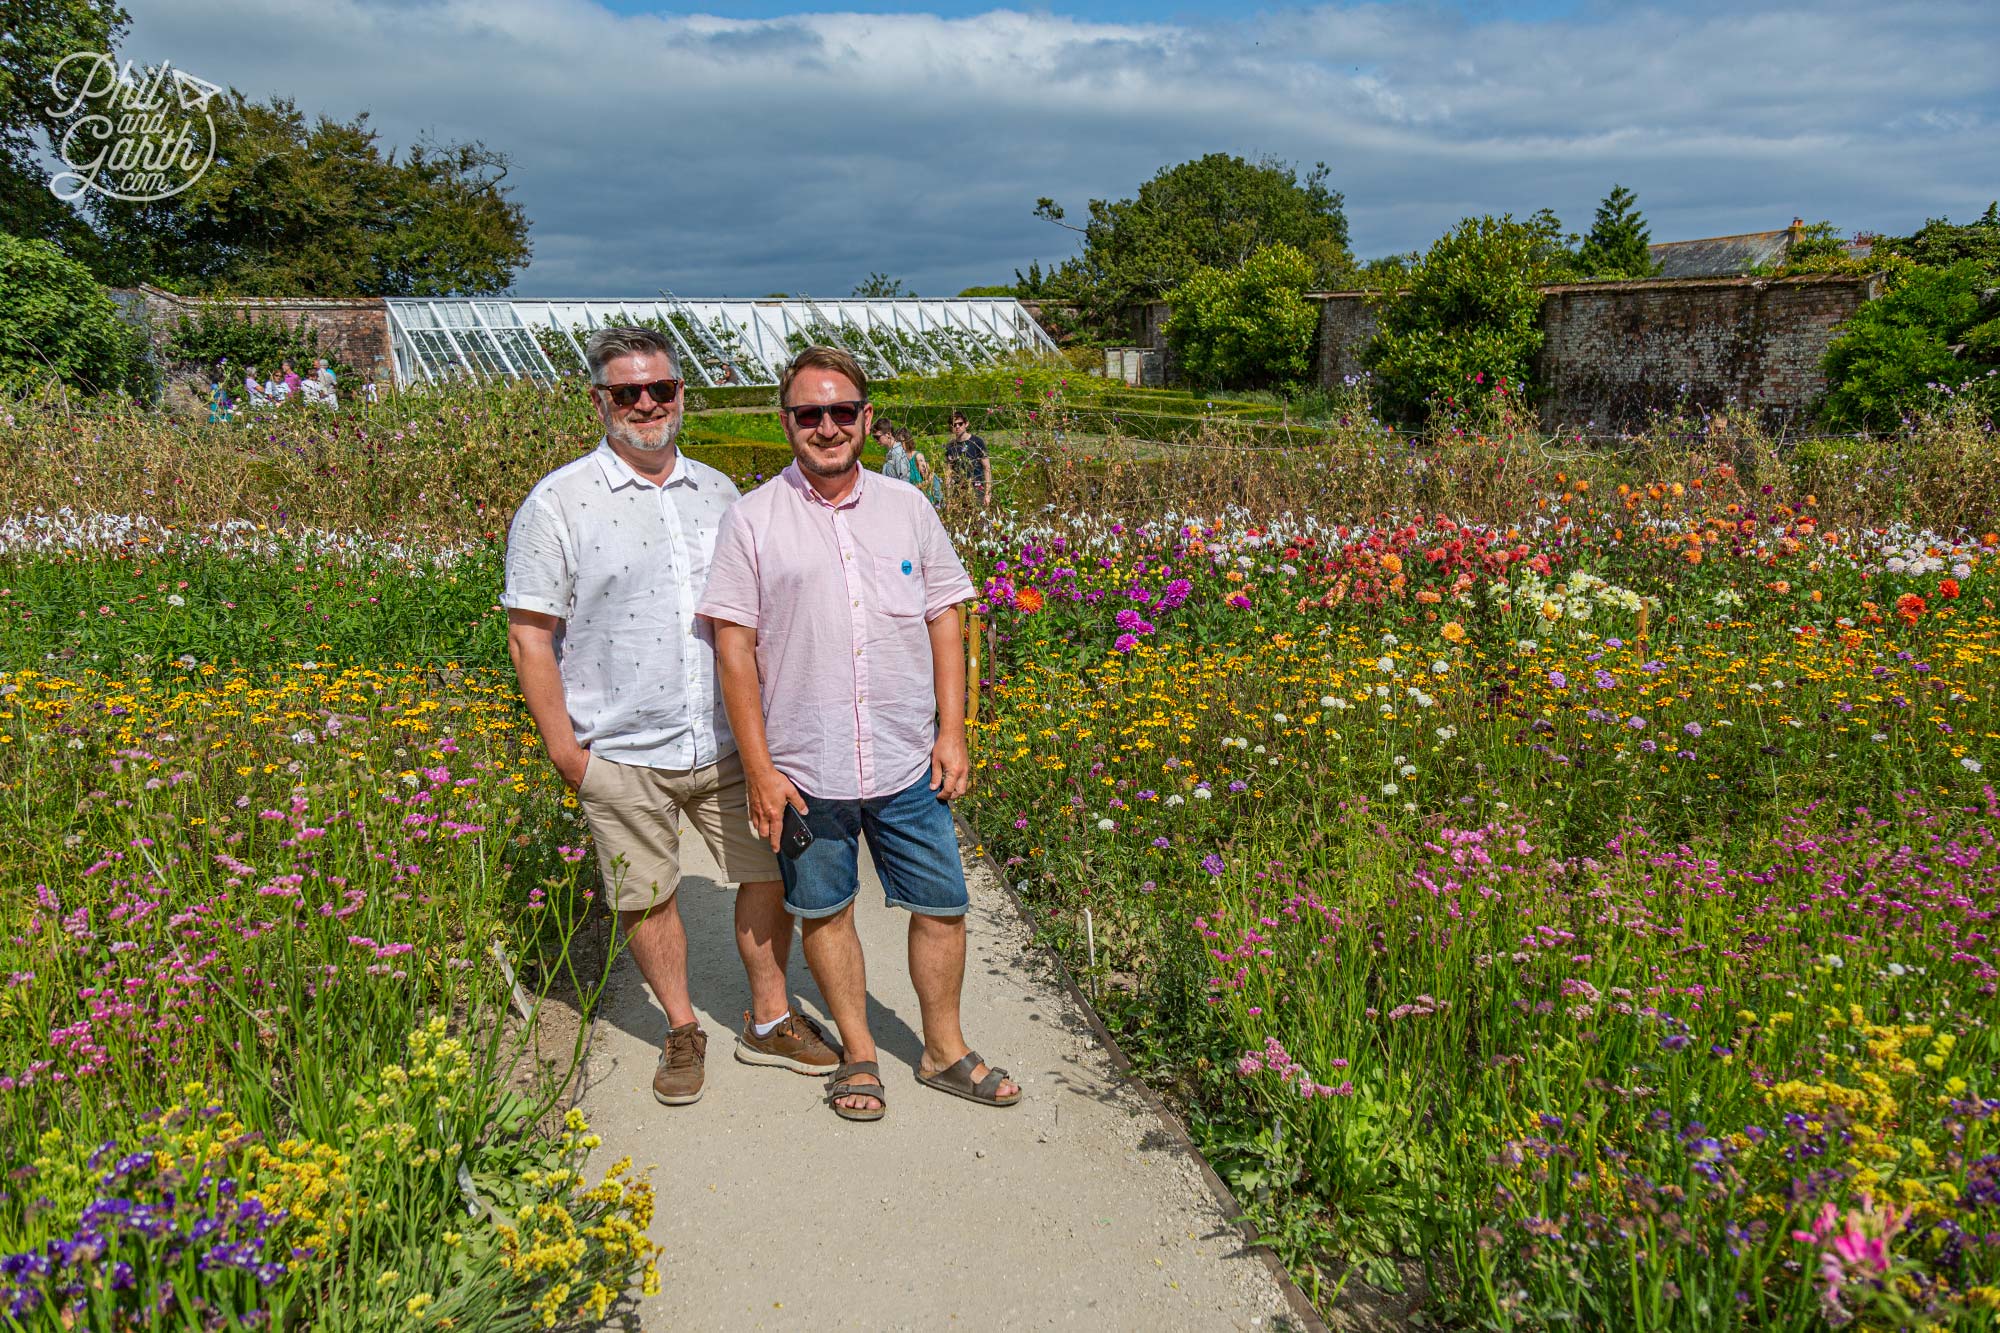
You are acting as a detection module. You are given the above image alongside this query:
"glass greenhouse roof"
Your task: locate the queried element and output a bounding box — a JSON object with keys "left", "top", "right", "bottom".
{"left": 382, "top": 295, "right": 1058, "bottom": 388}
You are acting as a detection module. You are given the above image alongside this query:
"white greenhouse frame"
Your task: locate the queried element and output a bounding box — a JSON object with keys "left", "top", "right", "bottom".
{"left": 382, "top": 295, "right": 1059, "bottom": 389}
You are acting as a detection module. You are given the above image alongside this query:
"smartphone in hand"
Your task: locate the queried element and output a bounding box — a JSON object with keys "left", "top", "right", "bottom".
{"left": 780, "top": 803, "right": 815, "bottom": 859}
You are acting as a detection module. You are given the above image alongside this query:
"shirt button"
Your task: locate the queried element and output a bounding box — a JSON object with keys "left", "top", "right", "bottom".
{"left": 852, "top": 599, "right": 860, "bottom": 607}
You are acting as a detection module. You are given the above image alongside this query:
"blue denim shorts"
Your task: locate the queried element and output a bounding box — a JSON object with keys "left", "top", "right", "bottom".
{"left": 778, "top": 775, "right": 969, "bottom": 920}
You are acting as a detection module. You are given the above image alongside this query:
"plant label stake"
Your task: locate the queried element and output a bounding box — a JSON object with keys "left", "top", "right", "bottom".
{"left": 1084, "top": 907, "right": 1096, "bottom": 998}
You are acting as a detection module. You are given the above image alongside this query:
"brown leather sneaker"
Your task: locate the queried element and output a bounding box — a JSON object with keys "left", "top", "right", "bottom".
{"left": 653, "top": 1021, "right": 707, "bottom": 1106}
{"left": 734, "top": 1010, "right": 842, "bottom": 1076}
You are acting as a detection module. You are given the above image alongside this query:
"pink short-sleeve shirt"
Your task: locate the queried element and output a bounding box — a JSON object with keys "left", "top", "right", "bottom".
{"left": 697, "top": 463, "right": 974, "bottom": 800}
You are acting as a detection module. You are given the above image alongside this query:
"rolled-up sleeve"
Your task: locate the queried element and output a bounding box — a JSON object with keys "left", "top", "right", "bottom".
{"left": 917, "top": 502, "right": 974, "bottom": 619}
{"left": 500, "top": 493, "right": 571, "bottom": 618}
{"left": 696, "top": 505, "right": 761, "bottom": 629}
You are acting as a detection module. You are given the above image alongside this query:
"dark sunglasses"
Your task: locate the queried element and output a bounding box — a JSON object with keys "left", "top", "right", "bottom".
{"left": 781, "top": 400, "right": 867, "bottom": 429}
{"left": 598, "top": 379, "right": 682, "bottom": 408}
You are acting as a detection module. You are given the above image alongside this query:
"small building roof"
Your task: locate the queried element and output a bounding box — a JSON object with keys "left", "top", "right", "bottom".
{"left": 1648, "top": 228, "right": 1794, "bottom": 278}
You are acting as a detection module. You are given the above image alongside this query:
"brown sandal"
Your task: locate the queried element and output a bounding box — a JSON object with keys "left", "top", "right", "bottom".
{"left": 823, "top": 1060, "right": 887, "bottom": 1122}
{"left": 916, "top": 1050, "right": 1021, "bottom": 1108}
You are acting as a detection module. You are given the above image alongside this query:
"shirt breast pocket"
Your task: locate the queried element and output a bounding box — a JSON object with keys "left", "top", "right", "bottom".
{"left": 873, "top": 555, "right": 926, "bottom": 617}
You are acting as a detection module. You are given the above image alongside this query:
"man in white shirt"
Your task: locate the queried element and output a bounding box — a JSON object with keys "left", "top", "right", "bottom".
{"left": 503, "top": 326, "right": 840, "bottom": 1108}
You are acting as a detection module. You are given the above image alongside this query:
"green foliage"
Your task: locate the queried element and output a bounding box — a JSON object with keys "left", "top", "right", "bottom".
{"left": 88, "top": 94, "right": 530, "bottom": 296}
{"left": 1363, "top": 214, "right": 1557, "bottom": 425}
{"left": 1035, "top": 153, "right": 1352, "bottom": 335}
{"left": 1770, "top": 220, "right": 1861, "bottom": 274}
{"left": 852, "top": 271, "right": 908, "bottom": 297}
{"left": 0, "top": 231, "right": 152, "bottom": 396}
{"left": 1524, "top": 207, "right": 1583, "bottom": 282}
{"left": 164, "top": 303, "right": 351, "bottom": 382}
{"left": 0, "top": 0, "right": 128, "bottom": 251}
{"left": 1164, "top": 243, "right": 1320, "bottom": 393}
{"left": 956, "top": 284, "right": 1015, "bottom": 297}
{"left": 1352, "top": 251, "right": 1419, "bottom": 290}
{"left": 1873, "top": 204, "right": 2000, "bottom": 273}
{"left": 1574, "top": 184, "right": 1657, "bottom": 280}
{"left": 1821, "top": 259, "right": 1999, "bottom": 430}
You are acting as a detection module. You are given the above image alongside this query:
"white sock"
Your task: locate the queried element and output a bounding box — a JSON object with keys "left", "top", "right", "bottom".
{"left": 752, "top": 1011, "right": 790, "bottom": 1038}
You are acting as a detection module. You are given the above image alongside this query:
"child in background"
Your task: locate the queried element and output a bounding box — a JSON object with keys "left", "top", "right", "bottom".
{"left": 911, "top": 450, "right": 944, "bottom": 506}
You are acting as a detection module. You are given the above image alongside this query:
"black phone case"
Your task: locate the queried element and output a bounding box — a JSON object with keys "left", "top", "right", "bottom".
{"left": 780, "top": 804, "right": 815, "bottom": 859}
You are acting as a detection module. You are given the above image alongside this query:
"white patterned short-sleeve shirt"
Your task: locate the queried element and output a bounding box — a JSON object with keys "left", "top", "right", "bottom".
{"left": 502, "top": 440, "right": 741, "bottom": 770}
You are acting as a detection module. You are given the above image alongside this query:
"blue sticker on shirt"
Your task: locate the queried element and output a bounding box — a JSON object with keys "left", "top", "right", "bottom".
{"left": 901, "top": 559, "right": 913, "bottom": 575}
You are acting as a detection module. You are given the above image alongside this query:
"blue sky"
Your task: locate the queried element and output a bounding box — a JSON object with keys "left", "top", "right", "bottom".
{"left": 118, "top": 1, "right": 1997, "bottom": 298}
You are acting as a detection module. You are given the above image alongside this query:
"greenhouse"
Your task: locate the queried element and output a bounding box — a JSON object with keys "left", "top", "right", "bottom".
{"left": 382, "top": 295, "right": 1059, "bottom": 388}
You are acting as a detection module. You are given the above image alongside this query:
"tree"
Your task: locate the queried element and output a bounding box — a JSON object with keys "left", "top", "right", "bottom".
{"left": 0, "top": 0, "right": 129, "bottom": 251}
{"left": 852, "top": 272, "right": 908, "bottom": 297}
{"left": 1820, "top": 259, "right": 1999, "bottom": 430}
{"left": 1165, "top": 243, "right": 1320, "bottom": 393}
{"left": 1364, "top": 214, "right": 1566, "bottom": 425}
{"left": 1574, "top": 185, "right": 1657, "bottom": 280}
{"left": 0, "top": 232, "right": 152, "bottom": 395}
{"left": 1872, "top": 205, "right": 2000, "bottom": 273}
{"left": 1035, "top": 153, "right": 1352, "bottom": 334}
{"left": 86, "top": 94, "right": 530, "bottom": 296}
{"left": 1526, "top": 207, "right": 1583, "bottom": 282}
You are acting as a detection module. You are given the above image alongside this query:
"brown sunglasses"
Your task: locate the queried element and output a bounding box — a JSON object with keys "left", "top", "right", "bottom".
{"left": 597, "top": 379, "right": 682, "bottom": 407}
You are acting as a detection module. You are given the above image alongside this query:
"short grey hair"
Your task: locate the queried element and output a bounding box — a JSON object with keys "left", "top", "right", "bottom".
{"left": 584, "top": 325, "right": 680, "bottom": 384}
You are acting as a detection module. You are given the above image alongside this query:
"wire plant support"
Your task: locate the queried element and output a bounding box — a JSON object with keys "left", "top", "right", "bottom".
{"left": 383, "top": 296, "right": 1059, "bottom": 389}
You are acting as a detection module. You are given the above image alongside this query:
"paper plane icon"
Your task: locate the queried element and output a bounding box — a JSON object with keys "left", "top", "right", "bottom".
{"left": 169, "top": 66, "right": 223, "bottom": 113}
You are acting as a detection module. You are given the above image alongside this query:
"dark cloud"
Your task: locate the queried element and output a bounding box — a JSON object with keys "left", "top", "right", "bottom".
{"left": 114, "top": 0, "right": 1999, "bottom": 296}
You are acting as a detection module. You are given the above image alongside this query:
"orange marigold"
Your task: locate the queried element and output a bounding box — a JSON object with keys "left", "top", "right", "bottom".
{"left": 1379, "top": 553, "right": 1403, "bottom": 575}
{"left": 1014, "top": 587, "right": 1045, "bottom": 613}
{"left": 1896, "top": 592, "right": 1927, "bottom": 624}
{"left": 1939, "top": 578, "right": 1961, "bottom": 600}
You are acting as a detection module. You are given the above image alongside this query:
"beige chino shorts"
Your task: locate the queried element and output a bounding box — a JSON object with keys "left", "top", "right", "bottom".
{"left": 577, "top": 750, "right": 782, "bottom": 912}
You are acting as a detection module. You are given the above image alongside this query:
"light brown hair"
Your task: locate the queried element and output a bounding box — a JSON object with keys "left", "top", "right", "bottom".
{"left": 779, "top": 345, "right": 869, "bottom": 406}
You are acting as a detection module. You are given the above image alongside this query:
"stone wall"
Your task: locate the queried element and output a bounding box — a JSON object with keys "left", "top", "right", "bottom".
{"left": 119, "top": 286, "right": 396, "bottom": 383}
{"left": 1315, "top": 292, "right": 1378, "bottom": 387}
{"left": 1532, "top": 274, "right": 1879, "bottom": 428}
{"left": 1138, "top": 274, "right": 1879, "bottom": 428}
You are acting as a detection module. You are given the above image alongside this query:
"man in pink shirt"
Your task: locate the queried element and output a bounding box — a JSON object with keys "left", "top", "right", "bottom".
{"left": 700, "top": 346, "right": 1021, "bottom": 1122}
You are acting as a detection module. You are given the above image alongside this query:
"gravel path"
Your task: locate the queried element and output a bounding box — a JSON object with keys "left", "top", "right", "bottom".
{"left": 575, "top": 826, "right": 1298, "bottom": 1331}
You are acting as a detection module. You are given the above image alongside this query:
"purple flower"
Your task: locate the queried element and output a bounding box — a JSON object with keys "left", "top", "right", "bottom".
{"left": 1548, "top": 670, "right": 1568, "bottom": 689}
{"left": 1228, "top": 781, "right": 1248, "bottom": 793}
{"left": 1113, "top": 634, "right": 1140, "bottom": 653}
{"left": 1152, "top": 837, "right": 1171, "bottom": 849}
{"left": 1684, "top": 722, "right": 1703, "bottom": 737}
{"left": 1201, "top": 853, "right": 1226, "bottom": 876}
{"left": 1625, "top": 715, "right": 1647, "bottom": 730}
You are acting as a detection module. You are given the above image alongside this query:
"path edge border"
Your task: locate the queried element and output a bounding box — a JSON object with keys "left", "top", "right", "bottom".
{"left": 956, "top": 813, "right": 1332, "bottom": 1333}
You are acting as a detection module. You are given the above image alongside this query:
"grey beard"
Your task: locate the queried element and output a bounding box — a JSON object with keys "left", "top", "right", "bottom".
{"left": 608, "top": 417, "right": 680, "bottom": 453}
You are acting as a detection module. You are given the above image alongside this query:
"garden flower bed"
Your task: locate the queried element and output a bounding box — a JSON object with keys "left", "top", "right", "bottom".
{"left": 2, "top": 380, "right": 1996, "bottom": 1327}
{"left": 956, "top": 463, "right": 2000, "bottom": 1324}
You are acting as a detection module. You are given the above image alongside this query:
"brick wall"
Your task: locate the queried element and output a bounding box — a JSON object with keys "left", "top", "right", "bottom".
{"left": 120, "top": 286, "right": 395, "bottom": 382}
{"left": 1532, "top": 274, "right": 1880, "bottom": 428}
{"left": 1139, "top": 274, "right": 1879, "bottom": 428}
{"left": 1315, "top": 292, "right": 1378, "bottom": 387}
